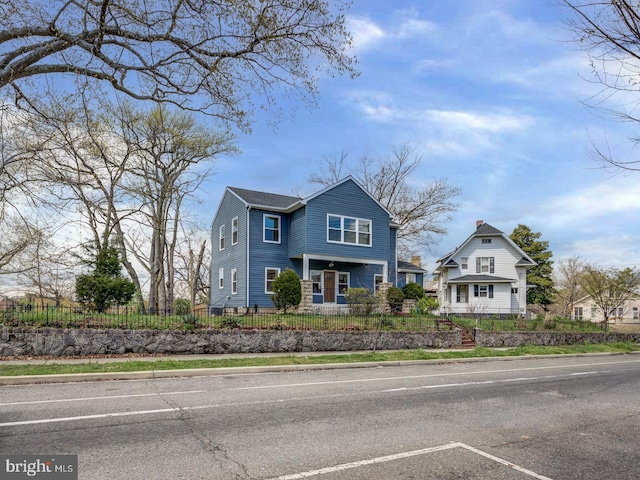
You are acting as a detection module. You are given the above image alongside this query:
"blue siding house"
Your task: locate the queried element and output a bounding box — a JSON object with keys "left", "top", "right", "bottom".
{"left": 210, "top": 177, "right": 400, "bottom": 311}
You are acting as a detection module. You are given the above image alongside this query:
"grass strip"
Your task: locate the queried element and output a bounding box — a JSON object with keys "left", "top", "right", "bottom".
{"left": 0, "top": 342, "right": 638, "bottom": 377}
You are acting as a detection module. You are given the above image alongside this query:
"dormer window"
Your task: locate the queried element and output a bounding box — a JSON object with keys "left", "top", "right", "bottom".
{"left": 482, "top": 238, "right": 492, "bottom": 244}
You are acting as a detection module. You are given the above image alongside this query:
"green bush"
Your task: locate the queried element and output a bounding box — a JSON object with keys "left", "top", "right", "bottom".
{"left": 387, "top": 287, "right": 405, "bottom": 313}
{"left": 345, "top": 288, "right": 378, "bottom": 315}
{"left": 175, "top": 298, "right": 190, "bottom": 316}
{"left": 181, "top": 314, "right": 198, "bottom": 329}
{"left": 271, "top": 269, "right": 302, "bottom": 313}
{"left": 402, "top": 282, "right": 425, "bottom": 300}
{"left": 221, "top": 317, "right": 242, "bottom": 329}
{"left": 416, "top": 297, "right": 439, "bottom": 315}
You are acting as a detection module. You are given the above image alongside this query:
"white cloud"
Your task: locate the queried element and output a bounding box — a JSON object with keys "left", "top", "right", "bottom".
{"left": 346, "top": 11, "right": 437, "bottom": 52}
{"left": 346, "top": 16, "right": 386, "bottom": 50}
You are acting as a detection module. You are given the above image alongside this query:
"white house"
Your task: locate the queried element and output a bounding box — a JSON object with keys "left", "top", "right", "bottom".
{"left": 433, "top": 220, "right": 536, "bottom": 317}
{"left": 571, "top": 294, "right": 640, "bottom": 324}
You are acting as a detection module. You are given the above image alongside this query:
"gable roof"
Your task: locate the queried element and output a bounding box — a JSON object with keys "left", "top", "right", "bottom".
{"left": 435, "top": 221, "right": 536, "bottom": 272}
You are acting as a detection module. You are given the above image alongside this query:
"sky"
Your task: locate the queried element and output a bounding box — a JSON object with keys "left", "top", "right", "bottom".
{"left": 202, "top": 0, "right": 640, "bottom": 275}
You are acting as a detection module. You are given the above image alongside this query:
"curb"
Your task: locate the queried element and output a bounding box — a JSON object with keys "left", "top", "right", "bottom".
{"left": 1, "top": 351, "right": 638, "bottom": 385}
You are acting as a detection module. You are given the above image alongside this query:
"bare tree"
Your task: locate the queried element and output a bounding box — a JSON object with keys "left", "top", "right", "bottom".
{"left": 17, "top": 234, "right": 76, "bottom": 308}
{"left": 309, "top": 145, "right": 461, "bottom": 254}
{"left": 561, "top": 0, "right": 640, "bottom": 170}
{"left": 1, "top": 0, "right": 357, "bottom": 125}
{"left": 580, "top": 264, "right": 640, "bottom": 336}
{"left": 554, "top": 255, "right": 586, "bottom": 318}
{"left": 123, "top": 106, "right": 235, "bottom": 313}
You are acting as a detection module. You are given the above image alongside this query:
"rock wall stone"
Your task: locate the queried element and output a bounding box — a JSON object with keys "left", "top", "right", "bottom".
{"left": 0, "top": 328, "right": 461, "bottom": 357}
{"left": 474, "top": 329, "right": 640, "bottom": 347}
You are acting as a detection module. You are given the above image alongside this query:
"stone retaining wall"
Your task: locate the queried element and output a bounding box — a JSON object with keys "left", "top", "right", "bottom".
{"left": 474, "top": 330, "right": 640, "bottom": 348}
{"left": 0, "top": 328, "right": 462, "bottom": 357}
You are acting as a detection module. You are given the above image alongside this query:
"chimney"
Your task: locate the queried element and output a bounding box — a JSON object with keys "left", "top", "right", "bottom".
{"left": 410, "top": 256, "right": 422, "bottom": 268}
{"left": 476, "top": 219, "right": 484, "bottom": 229}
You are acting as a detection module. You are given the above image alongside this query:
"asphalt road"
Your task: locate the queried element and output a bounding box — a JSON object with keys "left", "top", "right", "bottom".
{"left": 1, "top": 355, "right": 639, "bottom": 479}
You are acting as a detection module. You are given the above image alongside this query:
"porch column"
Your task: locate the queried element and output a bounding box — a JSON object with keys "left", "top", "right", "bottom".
{"left": 300, "top": 279, "right": 313, "bottom": 313}
{"left": 302, "top": 253, "right": 310, "bottom": 280}
{"left": 376, "top": 282, "right": 391, "bottom": 314}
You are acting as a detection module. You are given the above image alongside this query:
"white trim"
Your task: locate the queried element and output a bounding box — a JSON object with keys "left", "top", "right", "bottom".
{"left": 231, "top": 268, "right": 237, "bottom": 295}
{"left": 265, "top": 267, "right": 281, "bottom": 294}
{"left": 263, "top": 214, "right": 281, "bottom": 244}
{"left": 218, "top": 267, "right": 224, "bottom": 289}
{"left": 231, "top": 216, "right": 238, "bottom": 246}
{"left": 326, "top": 213, "right": 372, "bottom": 247}
{"left": 219, "top": 224, "right": 225, "bottom": 251}
{"left": 246, "top": 207, "right": 251, "bottom": 307}
{"left": 301, "top": 254, "right": 388, "bottom": 282}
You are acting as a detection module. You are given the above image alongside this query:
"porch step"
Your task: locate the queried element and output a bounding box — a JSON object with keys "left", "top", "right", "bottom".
{"left": 439, "top": 318, "right": 475, "bottom": 348}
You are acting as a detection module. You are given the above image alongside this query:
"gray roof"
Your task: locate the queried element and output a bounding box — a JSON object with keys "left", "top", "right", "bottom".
{"left": 475, "top": 222, "right": 503, "bottom": 235}
{"left": 397, "top": 260, "right": 427, "bottom": 273}
{"left": 228, "top": 187, "right": 301, "bottom": 210}
{"left": 446, "top": 274, "right": 516, "bottom": 284}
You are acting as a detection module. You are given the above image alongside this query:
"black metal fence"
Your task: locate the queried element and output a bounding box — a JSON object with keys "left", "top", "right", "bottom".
{"left": 0, "top": 304, "right": 446, "bottom": 331}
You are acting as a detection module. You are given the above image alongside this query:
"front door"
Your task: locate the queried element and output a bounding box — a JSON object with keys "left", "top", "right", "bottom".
{"left": 323, "top": 270, "right": 336, "bottom": 303}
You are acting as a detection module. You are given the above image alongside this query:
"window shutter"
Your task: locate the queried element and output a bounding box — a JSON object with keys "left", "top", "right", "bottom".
{"left": 474, "top": 285, "right": 479, "bottom": 297}
{"left": 489, "top": 285, "right": 494, "bottom": 298}
{"left": 476, "top": 258, "right": 481, "bottom": 273}
{"left": 490, "top": 257, "right": 495, "bottom": 273}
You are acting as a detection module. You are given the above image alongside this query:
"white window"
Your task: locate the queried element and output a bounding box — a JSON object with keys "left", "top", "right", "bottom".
{"left": 591, "top": 307, "right": 597, "bottom": 318}
{"left": 327, "top": 214, "right": 372, "bottom": 246}
{"left": 633, "top": 307, "right": 639, "bottom": 320}
{"left": 474, "top": 284, "right": 494, "bottom": 298}
{"left": 311, "top": 270, "right": 322, "bottom": 294}
{"left": 476, "top": 257, "right": 494, "bottom": 274}
{"left": 482, "top": 238, "right": 492, "bottom": 244}
{"left": 265, "top": 268, "right": 280, "bottom": 293}
{"left": 617, "top": 307, "right": 624, "bottom": 317}
{"left": 461, "top": 257, "right": 468, "bottom": 270}
{"left": 218, "top": 267, "right": 224, "bottom": 289}
{"left": 406, "top": 273, "right": 416, "bottom": 284}
{"left": 511, "top": 288, "right": 518, "bottom": 294}
{"left": 574, "top": 307, "right": 583, "bottom": 320}
{"left": 231, "top": 268, "right": 237, "bottom": 295}
{"left": 232, "top": 217, "right": 238, "bottom": 245}
{"left": 457, "top": 285, "right": 468, "bottom": 303}
{"left": 263, "top": 215, "right": 281, "bottom": 243}
{"left": 219, "top": 224, "right": 225, "bottom": 251}
{"left": 374, "top": 274, "right": 383, "bottom": 292}
{"left": 338, "top": 272, "right": 349, "bottom": 295}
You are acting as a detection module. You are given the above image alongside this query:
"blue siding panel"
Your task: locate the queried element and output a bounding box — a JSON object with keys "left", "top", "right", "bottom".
{"left": 247, "top": 208, "right": 301, "bottom": 307}
{"left": 210, "top": 190, "right": 248, "bottom": 309}
{"left": 305, "top": 179, "right": 390, "bottom": 260}
{"left": 289, "top": 207, "right": 307, "bottom": 258}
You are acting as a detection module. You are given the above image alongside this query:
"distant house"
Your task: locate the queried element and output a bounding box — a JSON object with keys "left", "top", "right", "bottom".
{"left": 209, "top": 177, "right": 399, "bottom": 312}
{"left": 397, "top": 256, "right": 427, "bottom": 289}
{"left": 433, "top": 220, "right": 536, "bottom": 317}
{"left": 571, "top": 294, "right": 640, "bottom": 324}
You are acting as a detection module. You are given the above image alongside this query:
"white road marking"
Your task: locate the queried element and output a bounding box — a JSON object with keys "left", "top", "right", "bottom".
{"left": 229, "top": 359, "right": 638, "bottom": 390}
{"left": 266, "top": 442, "right": 553, "bottom": 480}
{"left": 0, "top": 390, "right": 206, "bottom": 407}
{"left": 458, "top": 443, "right": 554, "bottom": 480}
{"left": 0, "top": 371, "right": 602, "bottom": 428}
